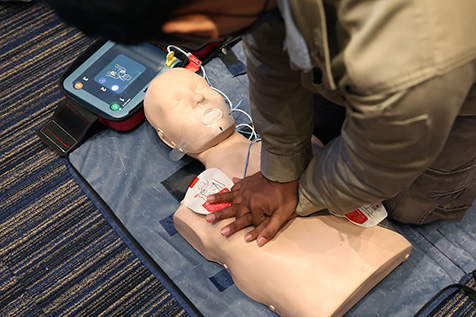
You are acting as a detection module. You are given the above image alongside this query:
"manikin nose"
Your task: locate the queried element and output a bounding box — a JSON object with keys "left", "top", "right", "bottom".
{"left": 192, "top": 93, "right": 205, "bottom": 107}
{"left": 189, "top": 92, "right": 223, "bottom": 124}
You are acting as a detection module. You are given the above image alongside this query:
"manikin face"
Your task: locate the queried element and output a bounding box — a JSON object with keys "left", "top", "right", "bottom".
{"left": 144, "top": 68, "right": 235, "bottom": 158}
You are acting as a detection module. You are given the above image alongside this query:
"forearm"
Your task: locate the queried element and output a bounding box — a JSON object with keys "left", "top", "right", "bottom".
{"left": 244, "top": 20, "right": 314, "bottom": 182}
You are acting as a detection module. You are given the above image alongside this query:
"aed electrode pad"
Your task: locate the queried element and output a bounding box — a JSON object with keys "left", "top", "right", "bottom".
{"left": 183, "top": 168, "right": 233, "bottom": 215}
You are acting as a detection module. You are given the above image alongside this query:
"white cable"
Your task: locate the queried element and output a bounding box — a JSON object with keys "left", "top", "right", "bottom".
{"left": 231, "top": 108, "right": 253, "bottom": 125}
{"left": 211, "top": 87, "right": 233, "bottom": 110}
{"left": 166, "top": 44, "right": 189, "bottom": 56}
{"left": 167, "top": 45, "right": 207, "bottom": 79}
{"left": 211, "top": 86, "right": 258, "bottom": 140}
{"left": 200, "top": 65, "right": 207, "bottom": 79}
{"left": 235, "top": 123, "right": 257, "bottom": 140}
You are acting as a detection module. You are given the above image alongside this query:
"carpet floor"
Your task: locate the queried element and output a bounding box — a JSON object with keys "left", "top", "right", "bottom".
{"left": 0, "top": 2, "right": 194, "bottom": 315}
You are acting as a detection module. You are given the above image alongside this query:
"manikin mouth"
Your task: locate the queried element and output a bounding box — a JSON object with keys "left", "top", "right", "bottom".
{"left": 201, "top": 108, "right": 223, "bottom": 125}
{"left": 168, "top": 108, "right": 234, "bottom": 161}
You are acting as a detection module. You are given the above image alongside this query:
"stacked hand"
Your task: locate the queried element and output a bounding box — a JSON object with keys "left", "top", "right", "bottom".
{"left": 205, "top": 171, "right": 299, "bottom": 247}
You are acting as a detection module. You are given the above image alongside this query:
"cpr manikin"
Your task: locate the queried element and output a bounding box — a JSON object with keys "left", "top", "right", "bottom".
{"left": 144, "top": 68, "right": 412, "bottom": 317}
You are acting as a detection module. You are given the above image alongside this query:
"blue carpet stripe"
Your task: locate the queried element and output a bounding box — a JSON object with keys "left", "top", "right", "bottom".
{"left": 0, "top": 2, "right": 190, "bottom": 316}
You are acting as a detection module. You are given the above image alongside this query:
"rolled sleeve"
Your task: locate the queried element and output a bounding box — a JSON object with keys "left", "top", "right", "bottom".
{"left": 261, "top": 143, "right": 313, "bottom": 182}
{"left": 295, "top": 186, "right": 326, "bottom": 216}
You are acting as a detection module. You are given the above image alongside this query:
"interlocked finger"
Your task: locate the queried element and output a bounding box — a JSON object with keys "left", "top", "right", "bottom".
{"left": 244, "top": 218, "right": 270, "bottom": 242}
{"left": 207, "top": 181, "right": 243, "bottom": 204}
{"left": 220, "top": 213, "right": 253, "bottom": 237}
{"left": 205, "top": 204, "right": 235, "bottom": 223}
{"left": 250, "top": 208, "right": 268, "bottom": 227}
{"left": 207, "top": 190, "right": 233, "bottom": 204}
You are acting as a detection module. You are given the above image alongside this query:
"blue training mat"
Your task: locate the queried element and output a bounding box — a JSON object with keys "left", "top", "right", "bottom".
{"left": 69, "top": 43, "right": 476, "bottom": 317}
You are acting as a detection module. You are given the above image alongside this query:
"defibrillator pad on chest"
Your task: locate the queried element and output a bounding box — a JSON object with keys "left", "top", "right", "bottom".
{"left": 183, "top": 168, "right": 234, "bottom": 214}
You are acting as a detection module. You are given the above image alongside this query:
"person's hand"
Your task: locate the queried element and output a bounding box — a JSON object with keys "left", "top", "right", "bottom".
{"left": 205, "top": 171, "right": 299, "bottom": 247}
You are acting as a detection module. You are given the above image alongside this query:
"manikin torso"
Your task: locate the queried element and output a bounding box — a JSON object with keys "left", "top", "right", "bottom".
{"left": 144, "top": 68, "right": 412, "bottom": 317}
{"left": 174, "top": 131, "right": 411, "bottom": 317}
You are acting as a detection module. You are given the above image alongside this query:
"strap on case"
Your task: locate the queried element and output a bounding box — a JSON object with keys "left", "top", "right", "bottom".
{"left": 37, "top": 98, "right": 101, "bottom": 156}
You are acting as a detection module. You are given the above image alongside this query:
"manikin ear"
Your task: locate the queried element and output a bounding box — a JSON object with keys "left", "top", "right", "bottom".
{"left": 157, "top": 128, "right": 176, "bottom": 149}
{"left": 157, "top": 128, "right": 187, "bottom": 161}
{"left": 161, "top": 14, "right": 220, "bottom": 40}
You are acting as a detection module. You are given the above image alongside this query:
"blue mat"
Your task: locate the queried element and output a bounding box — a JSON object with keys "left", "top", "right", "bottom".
{"left": 69, "top": 43, "right": 476, "bottom": 316}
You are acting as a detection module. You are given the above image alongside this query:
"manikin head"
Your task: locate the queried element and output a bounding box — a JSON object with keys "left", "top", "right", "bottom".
{"left": 144, "top": 67, "right": 235, "bottom": 160}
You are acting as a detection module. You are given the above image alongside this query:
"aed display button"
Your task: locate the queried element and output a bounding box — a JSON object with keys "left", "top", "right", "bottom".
{"left": 110, "top": 103, "right": 121, "bottom": 111}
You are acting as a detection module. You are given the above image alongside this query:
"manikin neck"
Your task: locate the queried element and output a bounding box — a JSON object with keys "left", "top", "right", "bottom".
{"left": 193, "top": 130, "right": 261, "bottom": 178}
{"left": 195, "top": 130, "right": 250, "bottom": 163}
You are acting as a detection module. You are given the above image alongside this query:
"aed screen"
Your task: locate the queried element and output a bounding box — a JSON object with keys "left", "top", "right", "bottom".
{"left": 94, "top": 54, "right": 146, "bottom": 94}
{"left": 70, "top": 42, "right": 166, "bottom": 113}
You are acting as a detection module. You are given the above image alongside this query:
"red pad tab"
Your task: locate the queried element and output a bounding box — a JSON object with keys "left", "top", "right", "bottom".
{"left": 202, "top": 188, "right": 231, "bottom": 212}
{"left": 189, "top": 177, "right": 199, "bottom": 188}
{"left": 184, "top": 54, "right": 201, "bottom": 73}
{"left": 344, "top": 209, "right": 368, "bottom": 224}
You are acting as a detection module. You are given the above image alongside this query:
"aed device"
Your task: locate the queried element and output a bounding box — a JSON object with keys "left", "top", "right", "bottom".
{"left": 38, "top": 37, "right": 241, "bottom": 156}
{"left": 38, "top": 39, "right": 168, "bottom": 156}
